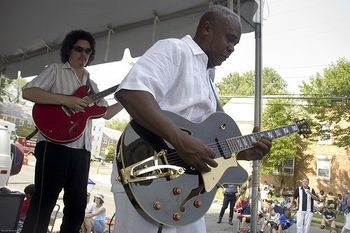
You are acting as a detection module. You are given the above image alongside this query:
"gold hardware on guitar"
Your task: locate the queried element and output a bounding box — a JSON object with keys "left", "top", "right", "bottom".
{"left": 153, "top": 202, "right": 161, "bottom": 211}
{"left": 173, "top": 187, "right": 182, "bottom": 195}
{"left": 119, "top": 149, "right": 185, "bottom": 184}
{"left": 173, "top": 213, "right": 181, "bottom": 221}
{"left": 193, "top": 199, "right": 202, "bottom": 208}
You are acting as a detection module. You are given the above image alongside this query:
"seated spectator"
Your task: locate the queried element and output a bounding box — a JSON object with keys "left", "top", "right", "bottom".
{"left": 260, "top": 205, "right": 280, "bottom": 233}
{"left": 326, "top": 192, "right": 337, "bottom": 208}
{"left": 316, "top": 189, "right": 327, "bottom": 214}
{"left": 88, "top": 193, "right": 106, "bottom": 233}
{"left": 321, "top": 203, "right": 336, "bottom": 229}
{"left": 236, "top": 188, "right": 250, "bottom": 233}
{"left": 81, "top": 192, "right": 96, "bottom": 233}
{"left": 278, "top": 208, "right": 294, "bottom": 233}
{"left": 19, "top": 184, "right": 35, "bottom": 220}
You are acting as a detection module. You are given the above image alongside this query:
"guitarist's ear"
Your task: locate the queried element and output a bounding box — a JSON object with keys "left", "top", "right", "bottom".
{"left": 252, "top": 126, "right": 260, "bottom": 133}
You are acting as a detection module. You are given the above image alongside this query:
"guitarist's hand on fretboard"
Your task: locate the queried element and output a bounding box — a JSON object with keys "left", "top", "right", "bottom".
{"left": 236, "top": 126, "right": 272, "bottom": 161}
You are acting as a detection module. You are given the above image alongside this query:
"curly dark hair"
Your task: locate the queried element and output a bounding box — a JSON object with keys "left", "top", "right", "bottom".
{"left": 60, "top": 30, "right": 96, "bottom": 66}
{"left": 24, "top": 184, "right": 35, "bottom": 196}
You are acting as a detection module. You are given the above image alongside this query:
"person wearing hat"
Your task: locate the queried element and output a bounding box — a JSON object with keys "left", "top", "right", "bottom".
{"left": 81, "top": 192, "right": 96, "bottom": 233}
{"left": 82, "top": 193, "right": 106, "bottom": 233}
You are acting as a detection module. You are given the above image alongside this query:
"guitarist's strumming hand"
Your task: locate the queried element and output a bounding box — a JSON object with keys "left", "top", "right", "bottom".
{"left": 172, "top": 129, "right": 218, "bottom": 173}
{"left": 237, "top": 126, "right": 272, "bottom": 161}
{"left": 61, "top": 95, "right": 88, "bottom": 116}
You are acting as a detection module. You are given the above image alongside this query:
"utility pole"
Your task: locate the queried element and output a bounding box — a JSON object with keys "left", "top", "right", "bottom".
{"left": 251, "top": 0, "right": 263, "bottom": 232}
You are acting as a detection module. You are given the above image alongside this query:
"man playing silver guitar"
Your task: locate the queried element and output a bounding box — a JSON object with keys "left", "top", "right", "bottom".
{"left": 112, "top": 5, "right": 272, "bottom": 233}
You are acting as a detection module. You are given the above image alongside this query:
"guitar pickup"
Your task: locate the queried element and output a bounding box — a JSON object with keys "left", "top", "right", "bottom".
{"left": 119, "top": 150, "right": 185, "bottom": 184}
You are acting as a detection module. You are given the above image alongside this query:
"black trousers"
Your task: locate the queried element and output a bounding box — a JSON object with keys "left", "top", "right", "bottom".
{"left": 21, "top": 141, "right": 90, "bottom": 233}
{"left": 219, "top": 194, "right": 237, "bottom": 220}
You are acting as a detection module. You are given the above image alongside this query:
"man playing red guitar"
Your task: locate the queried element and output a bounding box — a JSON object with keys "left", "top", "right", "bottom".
{"left": 21, "top": 30, "right": 123, "bottom": 233}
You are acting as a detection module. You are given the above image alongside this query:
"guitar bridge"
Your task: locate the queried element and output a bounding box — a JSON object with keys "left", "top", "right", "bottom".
{"left": 119, "top": 149, "right": 185, "bottom": 184}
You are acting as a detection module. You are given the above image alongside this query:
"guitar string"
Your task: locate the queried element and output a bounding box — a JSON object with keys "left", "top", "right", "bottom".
{"left": 162, "top": 128, "right": 296, "bottom": 165}
{"left": 165, "top": 131, "right": 266, "bottom": 163}
{"left": 164, "top": 132, "right": 265, "bottom": 164}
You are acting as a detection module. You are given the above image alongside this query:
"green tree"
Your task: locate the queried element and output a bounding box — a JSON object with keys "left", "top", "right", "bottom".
{"left": 6, "top": 77, "right": 27, "bottom": 104}
{"left": 105, "top": 145, "right": 116, "bottom": 163}
{"left": 105, "top": 118, "right": 129, "bottom": 131}
{"left": 0, "top": 75, "right": 12, "bottom": 102}
{"left": 300, "top": 58, "right": 350, "bottom": 148}
{"left": 261, "top": 99, "right": 308, "bottom": 187}
{"left": 217, "top": 67, "right": 288, "bottom": 105}
{"left": 217, "top": 67, "right": 307, "bottom": 186}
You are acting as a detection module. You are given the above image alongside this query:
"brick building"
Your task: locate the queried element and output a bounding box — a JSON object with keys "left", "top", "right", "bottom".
{"left": 224, "top": 97, "right": 350, "bottom": 194}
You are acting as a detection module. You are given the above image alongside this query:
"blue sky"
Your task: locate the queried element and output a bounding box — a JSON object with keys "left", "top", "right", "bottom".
{"left": 216, "top": 0, "right": 350, "bottom": 93}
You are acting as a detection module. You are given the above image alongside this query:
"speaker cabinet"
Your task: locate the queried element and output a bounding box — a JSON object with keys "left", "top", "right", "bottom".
{"left": 0, "top": 192, "right": 25, "bottom": 232}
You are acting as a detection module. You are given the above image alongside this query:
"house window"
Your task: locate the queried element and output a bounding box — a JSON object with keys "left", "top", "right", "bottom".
{"left": 18, "top": 120, "right": 24, "bottom": 126}
{"left": 318, "top": 124, "right": 332, "bottom": 144}
{"left": 273, "top": 158, "right": 295, "bottom": 176}
{"left": 316, "top": 157, "right": 331, "bottom": 181}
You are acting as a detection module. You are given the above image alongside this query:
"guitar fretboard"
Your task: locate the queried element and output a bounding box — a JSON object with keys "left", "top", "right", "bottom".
{"left": 226, "top": 124, "right": 300, "bottom": 153}
{"left": 90, "top": 84, "right": 119, "bottom": 102}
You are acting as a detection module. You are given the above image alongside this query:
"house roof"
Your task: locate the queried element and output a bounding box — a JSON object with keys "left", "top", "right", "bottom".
{"left": 102, "top": 127, "right": 122, "bottom": 140}
{"left": 0, "top": 102, "right": 32, "bottom": 121}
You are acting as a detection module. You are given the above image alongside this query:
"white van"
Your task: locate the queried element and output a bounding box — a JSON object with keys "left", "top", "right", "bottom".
{"left": 0, "top": 120, "right": 16, "bottom": 187}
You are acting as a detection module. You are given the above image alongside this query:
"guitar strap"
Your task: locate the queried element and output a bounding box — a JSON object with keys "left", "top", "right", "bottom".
{"left": 208, "top": 68, "right": 224, "bottom": 112}
{"left": 86, "top": 76, "right": 96, "bottom": 95}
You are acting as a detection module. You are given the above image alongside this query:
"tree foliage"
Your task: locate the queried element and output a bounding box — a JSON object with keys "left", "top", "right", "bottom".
{"left": 300, "top": 58, "right": 350, "bottom": 148}
{"left": 6, "top": 77, "right": 27, "bottom": 104}
{"left": 0, "top": 76, "right": 12, "bottom": 102}
{"left": 105, "top": 118, "right": 129, "bottom": 131}
{"left": 216, "top": 67, "right": 288, "bottom": 105}
{"left": 217, "top": 67, "right": 307, "bottom": 186}
{"left": 105, "top": 146, "right": 116, "bottom": 163}
{"left": 261, "top": 99, "right": 307, "bottom": 186}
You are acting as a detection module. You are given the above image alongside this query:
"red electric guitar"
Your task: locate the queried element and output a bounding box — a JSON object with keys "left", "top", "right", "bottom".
{"left": 32, "top": 84, "right": 119, "bottom": 143}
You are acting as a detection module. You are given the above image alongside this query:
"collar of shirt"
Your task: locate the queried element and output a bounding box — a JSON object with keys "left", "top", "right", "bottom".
{"left": 62, "top": 62, "right": 90, "bottom": 85}
{"left": 182, "top": 35, "right": 208, "bottom": 64}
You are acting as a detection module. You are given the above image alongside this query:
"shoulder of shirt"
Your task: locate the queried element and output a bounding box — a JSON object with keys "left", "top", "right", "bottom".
{"left": 152, "top": 37, "right": 188, "bottom": 52}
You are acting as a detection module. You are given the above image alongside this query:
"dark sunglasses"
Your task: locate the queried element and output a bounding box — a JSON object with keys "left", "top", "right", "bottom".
{"left": 72, "top": 46, "right": 92, "bottom": 55}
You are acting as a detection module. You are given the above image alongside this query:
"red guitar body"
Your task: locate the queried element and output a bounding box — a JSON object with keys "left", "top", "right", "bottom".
{"left": 32, "top": 85, "right": 107, "bottom": 143}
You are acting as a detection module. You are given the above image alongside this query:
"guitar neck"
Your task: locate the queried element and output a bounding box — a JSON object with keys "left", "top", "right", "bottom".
{"left": 226, "top": 123, "right": 300, "bottom": 153}
{"left": 90, "top": 84, "right": 119, "bottom": 102}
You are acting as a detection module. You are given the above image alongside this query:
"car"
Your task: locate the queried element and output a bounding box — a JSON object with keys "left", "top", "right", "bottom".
{"left": 0, "top": 120, "right": 16, "bottom": 187}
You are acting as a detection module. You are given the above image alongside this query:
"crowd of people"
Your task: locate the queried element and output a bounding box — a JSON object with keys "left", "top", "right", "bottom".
{"left": 216, "top": 177, "right": 350, "bottom": 233}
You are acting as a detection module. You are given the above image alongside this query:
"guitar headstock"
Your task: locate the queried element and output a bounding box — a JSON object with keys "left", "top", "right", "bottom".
{"left": 295, "top": 119, "right": 311, "bottom": 135}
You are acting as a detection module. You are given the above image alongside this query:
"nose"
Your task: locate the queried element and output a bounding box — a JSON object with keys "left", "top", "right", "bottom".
{"left": 227, "top": 43, "right": 235, "bottom": 54}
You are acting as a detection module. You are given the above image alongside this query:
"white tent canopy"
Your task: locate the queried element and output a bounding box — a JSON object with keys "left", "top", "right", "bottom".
{"left": 0, "top": 0, "right": 258, "bottom": 79}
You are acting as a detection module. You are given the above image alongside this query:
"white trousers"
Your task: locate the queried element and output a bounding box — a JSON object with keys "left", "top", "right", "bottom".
{"left": 341, "top": 212, "right": 350, "bottom": 233}
{"left": 296, "top": 211, "right": 313, "bottom": 233}
{"left": 112, "top": 192, "right": 206, "bottom": 233}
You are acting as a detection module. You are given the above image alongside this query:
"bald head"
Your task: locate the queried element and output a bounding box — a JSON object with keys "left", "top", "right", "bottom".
{"left": 196, "top": 5, "right": 241, "bottom": 34}
{"left": 194, "top": 5, "right": 242, "bottom": 68}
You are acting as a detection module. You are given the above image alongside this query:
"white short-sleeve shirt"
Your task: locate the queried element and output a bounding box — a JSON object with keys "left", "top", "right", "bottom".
{"left": 117, "top": 35, "right": 217, "bottom": 122}
{"left": 112, "top": 35, "right": 219, "bottom": 233}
